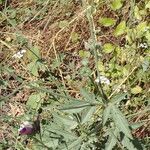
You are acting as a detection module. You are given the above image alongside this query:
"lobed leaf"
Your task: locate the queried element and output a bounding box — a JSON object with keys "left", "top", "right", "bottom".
{"left": 103, "top": 103, "right": 112, "bottom": 125}
{"left": 105, "top": 131, "right": 117, "bottom": 150}
{"left": 81, "top": 106, "right": 96, "bottom": 124}
{"left": 111, "top": 105, "right": 133, "bottom": 139}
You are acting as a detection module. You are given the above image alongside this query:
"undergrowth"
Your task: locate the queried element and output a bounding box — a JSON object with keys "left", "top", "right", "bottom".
{"left": 0, "top": 0, "right": 150, "bottom": 150}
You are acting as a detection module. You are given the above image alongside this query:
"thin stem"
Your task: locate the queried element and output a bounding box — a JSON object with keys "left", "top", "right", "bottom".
{"left": 82, "top": 0, "right": 108, "bottom": 104}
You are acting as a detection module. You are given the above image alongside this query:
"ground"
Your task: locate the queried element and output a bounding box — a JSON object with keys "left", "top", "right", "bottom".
{"left": 0, "top": 0, "right": 150, "bottom": 149}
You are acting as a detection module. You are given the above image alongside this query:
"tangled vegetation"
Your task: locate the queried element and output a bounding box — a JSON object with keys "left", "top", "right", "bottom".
{"left": 0, "top": 0, "right": 150, "bottom": 149}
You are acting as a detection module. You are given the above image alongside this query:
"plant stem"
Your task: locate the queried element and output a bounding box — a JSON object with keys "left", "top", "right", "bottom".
{"left": 82, "top": 0, "right": 108, "bottom": 104}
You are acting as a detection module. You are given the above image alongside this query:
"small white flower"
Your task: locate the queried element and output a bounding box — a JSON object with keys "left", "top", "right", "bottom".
{"left": 139, "top": 43, "right": 148, "bottom": 49}
{"left": 18, "top": 121, "right": 32, "bottom": 131}
{"left": 12, "top": 49, "right": 26, "bottom": 59}
{"left": 95, "top": 76, "right": 110, "bottom": 85}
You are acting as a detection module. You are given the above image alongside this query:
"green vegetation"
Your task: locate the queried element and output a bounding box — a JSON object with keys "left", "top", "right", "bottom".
{"left": 0, "top": 0, "right": 149, "bottom": 149}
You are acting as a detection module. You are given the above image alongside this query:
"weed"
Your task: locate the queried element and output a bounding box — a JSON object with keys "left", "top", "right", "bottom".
{"left": 0, "top": 0, "right": 149, "bottom": 150}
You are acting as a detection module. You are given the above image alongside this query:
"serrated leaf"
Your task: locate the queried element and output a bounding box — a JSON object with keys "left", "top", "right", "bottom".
{"left": 103, "top": 104, "right": 112, "bottom": 125}
{"left": 111, "top": 105, "right": 133, "bottom": 139}
{"left": 103, "top": 43, "right": 115, "bottom": 53}
{"left": 81, "top": 106, "right": 96, "bottom": 124}
{"left": 131, "top": 86, "right": 142, "bottom": 94}
{"left": 111, "top": 0, "right": 123, "bottom": 10}
{"left": 99, "top": 17, "right": 116, "bottom": 27}
{"left": 114, "top": 21, "right": 126, "bottom": 36}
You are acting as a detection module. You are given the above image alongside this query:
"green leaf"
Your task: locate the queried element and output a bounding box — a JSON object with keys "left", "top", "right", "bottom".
{"left": 114, "top": 21, "right": 126, "bottom": 36}
{"left": 71, "top": 32, "right": 80, "bottom": 43}
{"left": 9, "top": 19, "right": 17, "bottom": 26}
{"left": 131, "top": 86, "right": 142, "bottom": 94}
{"left": 136, "top": 22, "right": 147, "bottom": 37}
{"left": 145, "top": 1, "right": 150, "bottom": 9}
{"left": 130, "top": 122, "right": 145, "bottom": 130}
{"left": 97, "top": 61, "right": 105, "bottom": 72}
{"left": 105, "top": 130, "right": 117, "bottom": 150}
{"left": 111, "top": 0, "right": 123, "bottom": 10}
{"left": 27, "top": 46, "right": 41, "bottom": 61}
{"left": 27, "top": 61, "right": 39, "bottom": 76}
{"left": 59, "top": 20, "right": 69, "bottom": 28}
{"left": 142, "top": 59, "right": 149, "bottom": 72}
{"left": 111, "top": 105, "right": 133, "bottom": 139}
{"left": 79, "top": 50, "right": 91, "bottom": 58}
{"left": 80, "top": 88, "right": 96, "bottom": 102}
{"left": 103, "top": 43, "right": 115, "bottom": 53}
{"left": 122, "top": 136, "right": 137, "bottom": 150}
{"left": 53, "top": 113, "right": 78, "bottom": 129}
{"left": 134, "top": 6, "right": 142, "bottom": 20}
{"left": 81, "top": 106, "right": 96, "bottom": 124}
{"left": 59, "top": 100, "right": 93, "bottom": 113}
{"left": 111, "top": 93, "right": 128, "bottom": 104}
{"left": 40, "top": 131, "right": 59, "bottom": 149}
{"left": 103, "top": 104, "right": 112, "bottom": 125}
{"left": 99, "top": 17, "right": 116, "bottom": 27}
{"left": 81, "top": 58, "right": 88, "bottom": 66}
{"left": 26, "top": 93, "right": 44, "bottom": 109}
{"left": 62, "top": 138, "right": 82, "bottom": 150}
{"left": 46, "top": 124, "right": 77, "bottom": 140}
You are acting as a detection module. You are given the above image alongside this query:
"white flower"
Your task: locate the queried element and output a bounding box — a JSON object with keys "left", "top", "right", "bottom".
{"left": 139, "top": 43, "right": 148, "bottom": 49}
{"left": 95, "top": 76, "right": 110, "bottom": 85}
{"left": 12, "top": 49, "right": 26, "bottom": 59}
{"left": 18, "top": 121, "right": 32, "bottom": 131}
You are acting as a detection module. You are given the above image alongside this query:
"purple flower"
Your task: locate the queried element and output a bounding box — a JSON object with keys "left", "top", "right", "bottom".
{"left": 18, "top": 119, "right": 40, "bottom": 135}
{"left": 19, "top": 121, "right": 34, "bottom": 135}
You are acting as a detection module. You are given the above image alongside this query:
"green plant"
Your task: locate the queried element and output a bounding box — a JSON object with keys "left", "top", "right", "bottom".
{"left": 0, "top": 0, "right": 149, "bottom": 150}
